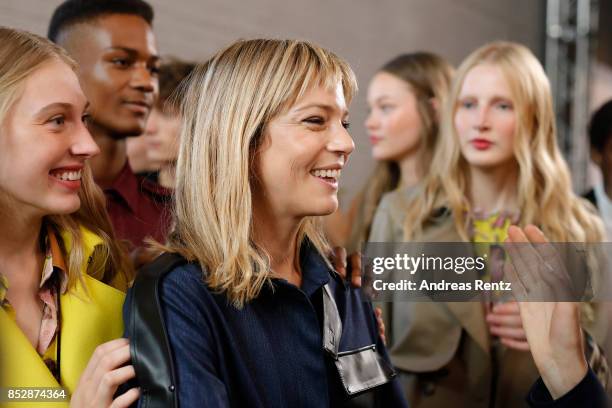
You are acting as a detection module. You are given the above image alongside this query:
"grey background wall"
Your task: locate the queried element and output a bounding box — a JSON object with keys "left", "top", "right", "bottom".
{"left": 0, "top": 0, "right": 546, "bottom": 206}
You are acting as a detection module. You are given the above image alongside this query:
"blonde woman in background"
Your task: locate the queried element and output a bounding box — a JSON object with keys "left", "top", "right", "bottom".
{"left": 377, "top": 41, "right": 608, "bottom": 407}
{"left": 0, "top": 27, "right": 137, "bottom": 407}
{"left": 325, "top": 52, "right": 453, "bottom": 251}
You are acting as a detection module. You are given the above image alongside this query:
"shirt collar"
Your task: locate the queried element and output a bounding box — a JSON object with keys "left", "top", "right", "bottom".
{"left": 298, "top": 239, "right": 343, "bottom": 297}
{"left": 105, "top": 162, "right": 141, "bottom": 213}
{"left": 0, "top": 226, "right": 69, "bottom": 308}
{"left": 40, "top": 226, "right": 68, "bottom": 294}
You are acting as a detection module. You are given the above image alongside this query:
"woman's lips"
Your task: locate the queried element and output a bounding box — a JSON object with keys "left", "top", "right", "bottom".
{"left": 471, "top": 138, "right": 493, "bottom": 150}
{"left": 369, "top": 135, "right": 382, "bottom": 145}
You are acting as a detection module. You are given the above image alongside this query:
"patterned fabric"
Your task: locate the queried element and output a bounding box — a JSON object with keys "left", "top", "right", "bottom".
{"left": 0, "top": 227, "right": 67, "bottom": 381}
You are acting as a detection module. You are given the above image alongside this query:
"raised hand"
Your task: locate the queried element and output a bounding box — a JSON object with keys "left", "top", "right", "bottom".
{"left": 504, "top": 225, "right": 587, "bottom": 399}
{"left": 70, "top": 338, "right": 140, "bottom": 408}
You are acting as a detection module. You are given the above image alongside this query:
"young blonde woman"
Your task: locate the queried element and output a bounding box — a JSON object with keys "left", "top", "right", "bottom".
{"left": 374, "top": 41, "right": 608, "bottom": 407}
{"left": 325, "top": 52, "right": 453, "bottom": 251}
{"left": 0, "top": 27, "right": 138, "bottom": 407}
{"left": 124, "top": 39, "right": 408, "bottom": 407}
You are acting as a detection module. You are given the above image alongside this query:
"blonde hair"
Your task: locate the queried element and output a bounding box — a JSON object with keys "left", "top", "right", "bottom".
{"left": 166, "top": 39, "right": 357, "bottom": 308}
{"left": 0, "top": 27, "right": 132, "bottom": 289}
{"left": 348, "top": 52, "right": 453, "bottom": 250}
{"left": 403, "top": 41, "right": 603, "bottom": 242}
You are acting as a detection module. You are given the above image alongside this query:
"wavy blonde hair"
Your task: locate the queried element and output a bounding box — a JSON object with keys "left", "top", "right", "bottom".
{"left": 0, "top": 27, "right": 132, "bottom": 290}
{"left": 166, "top": 39, "right": 357, "bottom": 308}
{"left": 403, "top": 41, "right": 603, "bottom": 242}
{"left": 347, "top": 52, "right": 453, "bottom": 250}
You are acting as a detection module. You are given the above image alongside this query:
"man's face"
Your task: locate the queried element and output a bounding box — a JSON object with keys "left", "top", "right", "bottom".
{"left": 59, "top": 14, "right": 159, "bottom": 138}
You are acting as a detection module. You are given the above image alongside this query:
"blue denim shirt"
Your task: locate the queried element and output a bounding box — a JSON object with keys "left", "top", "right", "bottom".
{"left": 125, "top": 241, "right": 407, "bottom": 407}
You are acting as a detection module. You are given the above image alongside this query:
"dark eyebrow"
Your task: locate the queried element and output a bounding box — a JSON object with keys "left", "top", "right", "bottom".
{"left": 106, "top": 46, "right": 160, "bottom": 63}
{"left": 293, "top": 103, "right": 349, "bottom": 117}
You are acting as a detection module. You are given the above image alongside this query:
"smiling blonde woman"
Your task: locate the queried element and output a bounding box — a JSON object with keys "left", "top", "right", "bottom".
{"left": 124, "top": 39, "right": 408, "bottom": 407}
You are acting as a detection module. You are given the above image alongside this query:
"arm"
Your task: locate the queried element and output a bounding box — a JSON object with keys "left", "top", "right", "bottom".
{"left": 159, "top": 267, "right": 231, "bottom": 408}
{"left": 505, "top": 226, "right": 608, "bottom": 407}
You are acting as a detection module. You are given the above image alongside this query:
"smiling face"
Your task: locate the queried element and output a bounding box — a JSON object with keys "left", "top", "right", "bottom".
{"left": 59, "top": 14, "right": 160, "bottom": 138}
{"left": 454, "top": 64, "right": 517, "bottom": 170}
{"left": 0, "top": 59, "right": 100, "bottom": 217}
{"left": 254, "top": 81, "right": 354, "bottom": 219}
{"left": 365, "top": 72, "right": 422, "bottom": 162}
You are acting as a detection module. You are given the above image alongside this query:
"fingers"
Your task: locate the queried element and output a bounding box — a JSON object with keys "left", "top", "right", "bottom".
{"left": 500, "top": 337, "right": 530, "bottom": 351}
{"left": 375, "top": 307, "right": 386, "bottom": 345}
{"left": 97, "top": 365, "right": 137, "bottom": 403}
{"left": 92, "top": 344, "right": 134, "bottom": 398}
{"left": 80, "top": 338, "right": 129, "bottom": 383}
{"left": 349, "top": 252, "right": 362, "bottom": 288}
{"left": 332, "top": 247, "right": 348, "bottom": 279}
{"left": 486, "top": 312, "right": 522, "bottom": 328}
{"left": 110, "top": 387, "right": 140, "bottom": 408}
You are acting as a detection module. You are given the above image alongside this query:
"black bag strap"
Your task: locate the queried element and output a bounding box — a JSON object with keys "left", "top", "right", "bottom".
{"left": 128, "top": 252, "right": 188, "bottom": 408}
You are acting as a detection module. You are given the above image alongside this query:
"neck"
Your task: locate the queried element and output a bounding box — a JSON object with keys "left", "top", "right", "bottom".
{"left": 397, "top": 153, "right": 421, "bottom": 189}
{"left": 158, "top": 163, "right": 176, "bottom": 189}
{"left": 88, "top": 123, "right": 128, "bottom": 188}
{"left": 0, "top": 206, "right": 44, "bottom": 296}
{"left": 253, "top": 203, "right": 301, "bottom": 286}
{"left": 468, "top": 162, "right": 519, "bottom": 214}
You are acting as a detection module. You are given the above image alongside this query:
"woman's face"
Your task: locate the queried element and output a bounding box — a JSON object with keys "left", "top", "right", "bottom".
{"left": 144, "top": 107, "right": 181, "bottom": 164}
{"left": 365, "top": 72, "right": 422, "bottom": 162}
{"left": 0, "top": 59, "right": 99, "bottom": 217}
{"left": 255, "top": 81, "right": 354, "bottom": 218}
{"left": 455, "top": 64, "right": 517, "bottom": 170}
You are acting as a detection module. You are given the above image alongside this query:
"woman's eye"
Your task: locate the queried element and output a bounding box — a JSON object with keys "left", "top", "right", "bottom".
{"left": 304, "top": 116, "right": 325, "bottom": 125}
{"left": 48, "top": 115, "right": 65, "bottom": 127}
{"left": 342, "top": 121, "right": 351, "bottom": 129}
{"left": 497, "top": 102, "right": 513, "bottom": 111}
{"left": 460, "top": 100, "right": 475, "bottom": 109}
{"left": 380, "top": 105, "right": 394, "bottom": 113}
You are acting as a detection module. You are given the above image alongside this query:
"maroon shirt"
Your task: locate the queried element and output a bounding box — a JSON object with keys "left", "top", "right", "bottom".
{"left": 104, "top": 163, "right": 172, "bottom": 249}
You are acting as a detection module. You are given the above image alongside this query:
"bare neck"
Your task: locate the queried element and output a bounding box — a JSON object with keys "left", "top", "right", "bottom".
{"left": 468, "top": 163, "right": 519, "bottom": 215}
{"left": 252, "top": 204, "right": 301, "bottom": 286}
{"left": 0, "top": 206, "right": 44, "bottom": 298}
{"left": 88, "top": 123, "right": 128, "bottom": 188}
{"left": 397, "top": 153, "right": 421, "bottom": 189}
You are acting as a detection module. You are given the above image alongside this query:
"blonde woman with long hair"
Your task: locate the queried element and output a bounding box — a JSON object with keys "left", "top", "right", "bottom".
{"left": 123, "top": 39, "right": 408, "bottom": 407}
{"left": 379, "top": 41, "right": 608, "bottom": 407}
{"left": 326, "top": 52, "right": 453, "bottom": 251}
{"left": 0, "top": 27, "right": 138, "bottom": 407}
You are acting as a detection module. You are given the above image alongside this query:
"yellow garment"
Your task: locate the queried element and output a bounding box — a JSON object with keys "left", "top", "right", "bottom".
{"left": 0, "top": 226, "right": 125, "bottom": 407}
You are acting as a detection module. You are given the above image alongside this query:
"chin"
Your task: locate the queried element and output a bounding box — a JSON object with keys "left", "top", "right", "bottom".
{"left": 47, "top": 197, "right": 82, "bottom": 215}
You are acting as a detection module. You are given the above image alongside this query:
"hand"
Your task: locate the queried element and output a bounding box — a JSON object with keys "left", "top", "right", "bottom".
{"left": 375, "top": 307, "right": 386, "bottom": 345}
{"left": 486, "top": 301, "right": 529, "bottom": 351}
{"left": 504, "top": 225, "right": 588, "bottom": 399}
{"left": 332, "top": 247, "right": 362, "bottom": 288}
{"left": 70, "top": 338, "right": 140, "bottom": 408}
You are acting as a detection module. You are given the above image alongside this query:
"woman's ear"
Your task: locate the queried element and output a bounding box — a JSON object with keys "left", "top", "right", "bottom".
{"left": 429, "top": 97, "right": 441, "bottom": 119}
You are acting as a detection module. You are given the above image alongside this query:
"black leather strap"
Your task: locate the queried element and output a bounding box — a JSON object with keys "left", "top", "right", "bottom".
{"left": 128, "top": 252, "right": 187, "bottom": 408}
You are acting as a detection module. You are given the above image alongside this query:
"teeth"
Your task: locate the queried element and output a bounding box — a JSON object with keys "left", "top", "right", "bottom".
{"left": 311, "top": 169, "right": 341, "bottom": 179}
{"left": 52, "top": 170, "right": 82, "bottom": 181}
